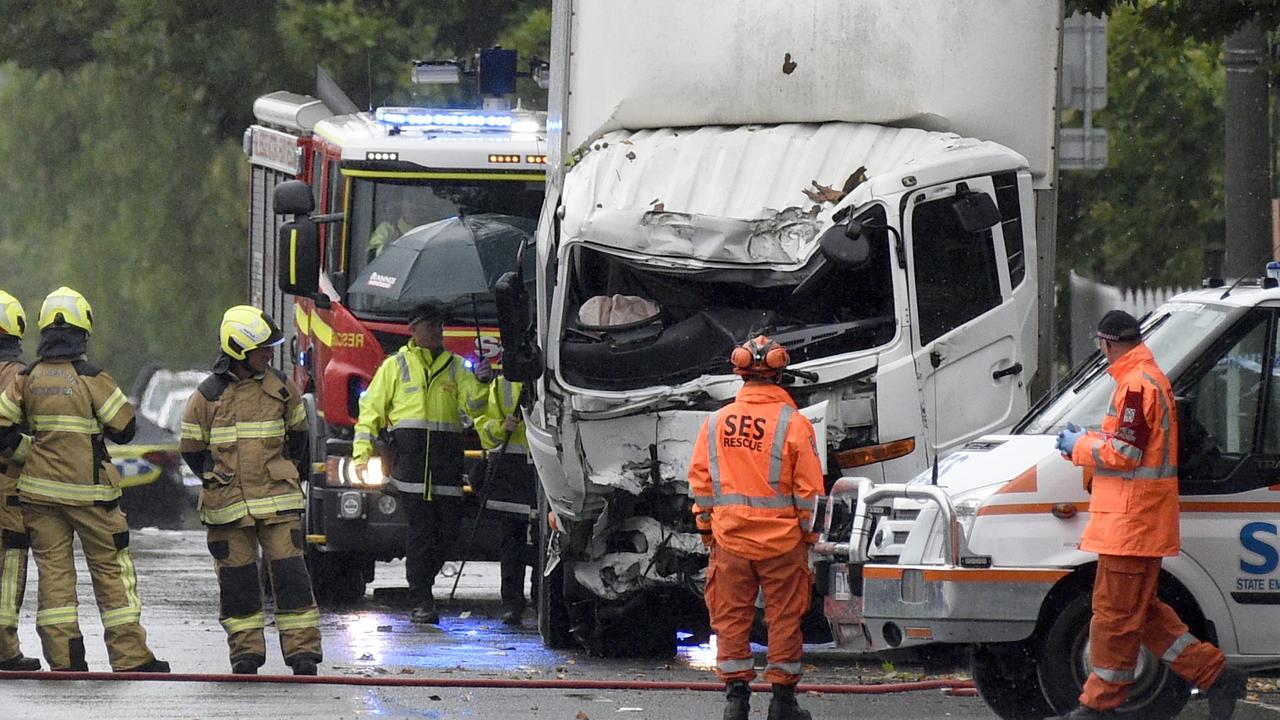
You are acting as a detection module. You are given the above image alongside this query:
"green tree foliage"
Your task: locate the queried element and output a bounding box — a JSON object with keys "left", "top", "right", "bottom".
{"left": 1068, "top": 0, "right": 1280, "bottom": 40}
{"left": 1057, "top": 8, "right": 1225, "bottom": 288}
{"left": 0, "top": 64, "right": 247, "bottom": 385}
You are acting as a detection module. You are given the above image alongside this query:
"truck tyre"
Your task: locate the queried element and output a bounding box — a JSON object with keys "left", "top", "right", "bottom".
{"left": 569, "top": 591, "right": 677, "bottom": 658}
{"left": 1035, "top": 591, "right": 1189, "bottom": 719}
{"left": 970, "top": 642, "right": 1055, "bottom": 720}
{"left": 307, "top": 547, "right": 369, "bottom": 606}
{"left": 536, "top": 490, "right": 574, "bottom": 648}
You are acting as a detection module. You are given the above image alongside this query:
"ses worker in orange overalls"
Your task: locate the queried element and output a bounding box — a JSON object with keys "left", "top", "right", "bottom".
{"left": 1055, "top": 310, "right": 1246, "bottom": 720}
{"left": 688, "top": 336, "right": 823, "bottom": 720}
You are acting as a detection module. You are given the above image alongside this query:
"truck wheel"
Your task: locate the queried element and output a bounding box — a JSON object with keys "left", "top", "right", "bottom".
{"left": 1035, "top": 591, "right": 1189, "bottom": 719}
{"left": 570, "top": 593, "right": 677, "bottom": 658}
{"left": 307, "top": 548, "right": 368, "bottom": 606}
{"left": 970, "top": 642, "right": 1055, "bottom": 720}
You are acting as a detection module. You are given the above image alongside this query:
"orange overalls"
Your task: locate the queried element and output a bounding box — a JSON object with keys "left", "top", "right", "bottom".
{"left": 687, "top": 382, "right": 824, "bottom": 686}
{"left": 1070, "top": 342, "right": 1225, "bottom": 710}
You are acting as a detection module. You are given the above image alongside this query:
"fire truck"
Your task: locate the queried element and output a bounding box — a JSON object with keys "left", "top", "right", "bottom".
{"left": 242, "top": 57, "right": 547, "bottom": 602}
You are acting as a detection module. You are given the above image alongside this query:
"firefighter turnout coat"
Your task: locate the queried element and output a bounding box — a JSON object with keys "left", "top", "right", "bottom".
{"left": 180, "top": 368, "right": 308, "bottom": 527}
{"left": 0, "top": 358, "right": 32, "bottom": 663}
{"left": 353, "top": 340, "right": 488, "bottom": 499}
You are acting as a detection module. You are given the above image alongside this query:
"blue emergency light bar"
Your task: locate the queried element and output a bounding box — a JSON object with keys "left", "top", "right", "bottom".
{"left": 374, "top": 107, "right": 514, "bottom": 128}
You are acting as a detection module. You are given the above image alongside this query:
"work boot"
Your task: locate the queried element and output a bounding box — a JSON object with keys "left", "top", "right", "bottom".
{"left": 1059, "top": 706, "right": 1115, "bottom": 719}
{"left": 1207, "top": 666, "right": 1248, "bottom": 720}
{"left": 120, "top": 658, "right": 171, "bottom": 673}
{"left": 501, "top": 606, "right": 524, "bottom": 626}
{"left": 0, "top": 654, "right": 41, "bottom": 671}
{"left": 723, "top": 679, "right": 750, "bottom": 720}
{"left": 767, "top": 683, "right": 811, "bottom": 720}
{"left": 411, "top": 596, "right": 440, "bottom": 625}
{"left": 230, "top": 655, "right": 263, "bottom": 675}
{"left": 290, "top": 658, "right": 318, "bottom": 676}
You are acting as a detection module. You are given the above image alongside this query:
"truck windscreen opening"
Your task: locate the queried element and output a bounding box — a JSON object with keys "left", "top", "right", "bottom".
{"left": 559, "top": 207, "right": 897, "bottom": 390}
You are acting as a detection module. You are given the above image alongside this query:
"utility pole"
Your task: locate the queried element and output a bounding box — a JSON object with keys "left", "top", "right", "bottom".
{"left": 1221, "top": 19, "right": 1272, "bottom": 278}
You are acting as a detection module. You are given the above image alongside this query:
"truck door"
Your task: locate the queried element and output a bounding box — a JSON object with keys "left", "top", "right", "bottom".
{"left": 1174, "top": 308, "right": 1280, "bottom": 654}
{"left": 905, "top": 176, "right": 1027, "bottom": 456}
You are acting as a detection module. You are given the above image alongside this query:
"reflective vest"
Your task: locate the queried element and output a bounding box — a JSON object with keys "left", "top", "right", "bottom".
{"left": 471, "top": 379, "right": 534, "bottom": 515}
{"left": 472, "top": 379, "right": 527, "bottom": 454}
{"left": 1071, "top": 342, "right": 1180, "bottom": 557}
{"left": 687, "top": 382, "right": 824, "bottom": 560}
{"left": 0, "top": 359, "right": 132, "bottom": 507}
{"left": 180, "top": 369, "right": 308, "bottom": 526}
{"left": 353, "top": 341, "right": 487, "bottom": 498}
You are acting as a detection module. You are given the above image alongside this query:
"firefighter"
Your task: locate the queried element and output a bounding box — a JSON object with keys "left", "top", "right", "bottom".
{"left": 0, "top": 291, "right": 39, "bottom": 672}
{"left": 353, "top": 303, "right": 489, "bottom": 624}
{"left": 469, "top": 367, "right": 535, "bottom": 625}
{"left": 1055, "top": 310, "right": 1246, "bottom": 719}
{"left": 179, "top": 305, "right": 321, "bottom": 675}
{"left": 687, "top": 335, "right": 823, "bottom": 720}
{"left": 0, "top": 287, "right": 168, "bottom": 672}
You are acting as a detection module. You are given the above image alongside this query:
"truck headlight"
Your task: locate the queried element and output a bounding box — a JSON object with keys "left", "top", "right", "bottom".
{"left": 329, "top": 456, "right": 386, "bottom": 486}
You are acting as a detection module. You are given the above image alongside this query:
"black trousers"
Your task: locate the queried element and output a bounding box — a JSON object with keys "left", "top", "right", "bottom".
{"left": 401, "top": 493, "right": 462, "bottom": 606}
{"left": 498, "top": 512, "right": 531, "bottom": 610}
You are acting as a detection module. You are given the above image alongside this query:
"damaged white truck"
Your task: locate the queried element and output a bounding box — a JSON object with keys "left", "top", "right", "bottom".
{"left": 495, "top": 0, "right": 1064, "bottom": 655}
{"left": 823, "top": 280, "right": 1280, "bottom": 719}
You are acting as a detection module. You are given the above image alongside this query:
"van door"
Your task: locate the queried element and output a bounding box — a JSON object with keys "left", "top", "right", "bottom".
{"left": 1174, "top": 308, "right": 1280, "bottom": 654}
{"left": 904, "top": 176, "right": 1028, "bottom": 457}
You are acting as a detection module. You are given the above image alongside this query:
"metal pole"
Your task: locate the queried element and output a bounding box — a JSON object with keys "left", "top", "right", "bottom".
{"left": 1223, "top": 19, "right": 1272, "bottom": 277}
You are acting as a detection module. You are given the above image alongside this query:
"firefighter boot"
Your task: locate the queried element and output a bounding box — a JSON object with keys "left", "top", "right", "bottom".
{"left": 411, "top": 596, "right": 439, "bottom": 625}
{"left": 290, "top": 655, "right": 319, "bottom": 676}
{"left": 722, "top": 679, "right": 750, "bottom": 720}
{"left": 230, "top": 654, "right": 264, "bottom": 675}
{"left": 0, "top": 654, "right": 41, "bottom": 671}
{"left": 1207, "top": 666, "right": 1248, "bottom": 720}
{"left": 767, "top": 683, "right": 811, "bottom": 720}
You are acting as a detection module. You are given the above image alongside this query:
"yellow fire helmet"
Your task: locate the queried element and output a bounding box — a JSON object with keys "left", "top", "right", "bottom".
{"left": 220, "top": 305, "right": 284, "bottom": 360}
{"left": 0, "top": 291, "right": 26, "bottom": 338}
{"left": 38, "top": 286, "right": 93, "bottom": 334}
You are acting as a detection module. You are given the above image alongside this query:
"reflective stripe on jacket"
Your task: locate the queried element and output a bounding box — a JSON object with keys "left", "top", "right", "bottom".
{"left": 180, "top": 370, "right": 307, "bottom": 526}
{"left": 687, "top": 382, "right": 824, "bottom": 561}
{"left": 1071, "top": 342, "right": 1180, "bottom": 557}
{"left": 0, "top": 359, "right": 132, "bottom": 507}
{"left": 352, "top": 341, "right": 487, "bottom": 498}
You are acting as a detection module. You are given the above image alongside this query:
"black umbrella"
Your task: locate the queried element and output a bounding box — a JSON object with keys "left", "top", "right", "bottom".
{"left": 347, "top": 214, "right": 533, "bottom": 307}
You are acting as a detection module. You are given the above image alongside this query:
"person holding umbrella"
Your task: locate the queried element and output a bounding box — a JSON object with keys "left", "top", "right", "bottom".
{"left": 353, "top": 303, "right": 491, "bottom": 624}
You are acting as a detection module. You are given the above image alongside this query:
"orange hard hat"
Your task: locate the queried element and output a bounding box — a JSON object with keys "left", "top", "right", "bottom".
{"left": 730, "top": 335, "right": 789, "bottom": 378}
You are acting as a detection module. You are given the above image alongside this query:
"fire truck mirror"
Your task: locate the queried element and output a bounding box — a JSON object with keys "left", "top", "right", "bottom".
{"left": 273, "top": 180, "right": 315, "bottom": 216}
{"left": 494, "top": 271, "right": 543, "bottom": 383}
{"left": 277, "top": 217, "right": 321, "bottom": 298}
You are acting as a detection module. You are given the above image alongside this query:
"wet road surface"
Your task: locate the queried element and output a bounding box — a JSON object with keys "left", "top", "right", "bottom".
{"left": 1, "top": 528, "right": 1277, "bottom": 719}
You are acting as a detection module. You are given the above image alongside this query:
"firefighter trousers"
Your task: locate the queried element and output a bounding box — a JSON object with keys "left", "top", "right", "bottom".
{"left": 705, "top": 542, "right": 812, "bottom": 685}
{"left": 1082, "top": 554, "right": 1226, "bottom": 710}
{"left": 0, "top": 527, "right": 31, "bottom": 663}
{"left": 207, "top": 515, "right": 322, "bottom": 668}
{"left": 23, "top": 501, "right": 156, "bottom": 671}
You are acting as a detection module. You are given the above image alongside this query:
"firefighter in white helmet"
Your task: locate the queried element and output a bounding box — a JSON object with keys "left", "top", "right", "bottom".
{"left": 0, "top": 291, "right": 39, "bottom": 672}
{"left": 0, "top": 287, "right": 168, "bottom": 672}
{"left": 180, "top": 305, "right": 322, "bottom": 675}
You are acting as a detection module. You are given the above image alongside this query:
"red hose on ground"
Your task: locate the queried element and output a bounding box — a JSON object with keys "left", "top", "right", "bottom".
{"left": 0, "top": 670, "right": 976, "bottom": 694}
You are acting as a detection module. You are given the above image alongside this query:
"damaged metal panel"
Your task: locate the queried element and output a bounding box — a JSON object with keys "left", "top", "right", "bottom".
{"left": 579, "top": 207, "right": 821, "bottom": 267}
{"left": 572, "top": 411, "right": 708, "bottom": 495}
{"left": 571, "top": 516, "right": 708, "bottom": 600}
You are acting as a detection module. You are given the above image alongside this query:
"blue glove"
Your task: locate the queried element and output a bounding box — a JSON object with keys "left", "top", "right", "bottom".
{"left": 1056, "top": 422, "right": 1084, "bottom": 458}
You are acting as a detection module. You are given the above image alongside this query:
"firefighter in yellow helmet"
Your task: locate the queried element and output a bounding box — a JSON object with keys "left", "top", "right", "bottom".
{"left": 0, "top": 291, "right": 40, "bottom": 672}
{"left": 179, "top": 305, "right": 321, "bottom": 675}
{"left": 0, "top": 287, "right": 168, "bottom": 672}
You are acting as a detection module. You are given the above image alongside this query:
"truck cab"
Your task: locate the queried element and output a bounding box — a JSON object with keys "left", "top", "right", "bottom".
{"left": 825, "top": 279, "right": 1280, "bottom": 718}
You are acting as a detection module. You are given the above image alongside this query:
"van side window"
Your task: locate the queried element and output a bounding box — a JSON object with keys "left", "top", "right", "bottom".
{"left": 911, "top": 192, "right": 1002, "bottom": 346}
{"left": 1179, "top": 313, "right": 1270, "bottom": 487}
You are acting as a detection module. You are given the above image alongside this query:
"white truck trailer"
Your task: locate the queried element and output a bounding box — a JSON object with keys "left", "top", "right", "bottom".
{"left": 828, "top": 279, "right": 1280, "bottom": 718}
{"left": 499, "top": 0, "right": 1064, "bottom": 656}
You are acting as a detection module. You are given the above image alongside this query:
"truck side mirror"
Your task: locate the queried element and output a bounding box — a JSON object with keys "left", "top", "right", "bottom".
{"left": 273, "top": 180, "right": 315, "bottom": 216}
{"left": 277, "top": 217, "right": 321, "bottom": 297}
{"left": 494, "top": 270, "right": 543, "bottom": 382}
{"left": 950, "top": 192, "right": 1000, "bottom": 233}
{"left": 818, "top": 222, "right": 870, "bottom": 268}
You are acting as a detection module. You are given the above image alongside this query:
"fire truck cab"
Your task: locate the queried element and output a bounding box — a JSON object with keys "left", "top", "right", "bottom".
{"left": 243, "top": 69, "right": 546, "bottom": 602}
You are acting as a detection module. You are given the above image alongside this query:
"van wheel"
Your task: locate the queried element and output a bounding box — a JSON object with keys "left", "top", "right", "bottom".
{"left": 970, "top": 642, "right": 1055, "bottom": 719}
{"left": 1035, "top": 591, "right": 1189, "bottom": 719}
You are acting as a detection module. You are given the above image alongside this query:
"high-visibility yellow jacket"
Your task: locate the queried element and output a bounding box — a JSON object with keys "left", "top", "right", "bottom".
{"left": 473, "top": 379, "right": 527, "bottom": 454}
{"left": 0, "top": 359, "right": 133, "bottom": 507}
{"left": 470, "top": 378, "right": 535, "bottom": 515}
{"left": 353, "top": 341, "right": 488, "bottom": 498}
{"left": 688, "top": 382, "right": 824, "bottom": 560}
{"left": 1071, "top": 342, "right": 1180, "bottom": 557}
{"left": 180, "top": 368, "right": 308, "bottom": 527}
